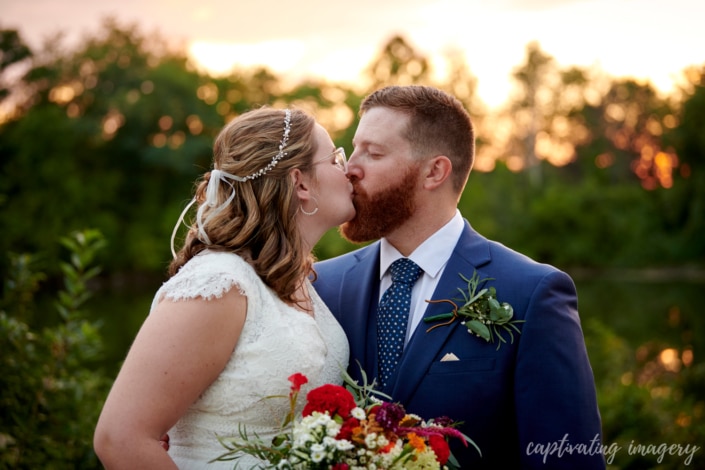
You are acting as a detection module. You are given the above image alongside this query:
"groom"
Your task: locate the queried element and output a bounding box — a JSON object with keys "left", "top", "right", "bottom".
{"left": 313, "top": 85, "right": 605, "bottom": 468}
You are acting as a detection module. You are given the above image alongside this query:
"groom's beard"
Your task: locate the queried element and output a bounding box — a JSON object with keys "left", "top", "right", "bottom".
{"left": 341, "top": 166, "right": 419, "bottom": 243}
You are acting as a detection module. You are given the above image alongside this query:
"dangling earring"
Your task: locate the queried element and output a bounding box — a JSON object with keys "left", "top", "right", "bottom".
{"left": 300, "top": 196, "right": 319, "bottom": 216}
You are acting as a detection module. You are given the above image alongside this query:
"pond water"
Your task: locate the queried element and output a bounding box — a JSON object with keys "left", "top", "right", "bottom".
{"left": 90, "top": 274, "right": 705, "bottom": 373}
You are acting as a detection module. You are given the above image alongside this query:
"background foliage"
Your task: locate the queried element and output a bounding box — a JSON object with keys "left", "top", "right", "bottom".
{"left": 1, "top": 20, "right": 703, "bottom": 469}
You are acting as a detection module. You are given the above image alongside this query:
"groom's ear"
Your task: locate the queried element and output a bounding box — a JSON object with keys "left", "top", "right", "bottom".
{"left": 422, "top": 155, "right": 452, "bottom": 190}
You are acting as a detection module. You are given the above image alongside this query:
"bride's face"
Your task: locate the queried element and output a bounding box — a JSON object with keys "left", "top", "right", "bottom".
{"left": 306, "top": 124, "right": 355, "bottom": 228}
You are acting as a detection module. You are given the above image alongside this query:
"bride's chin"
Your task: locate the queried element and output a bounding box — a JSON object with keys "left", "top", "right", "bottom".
{"left": 344, "top": 208, "right": 357, "bottom": 224}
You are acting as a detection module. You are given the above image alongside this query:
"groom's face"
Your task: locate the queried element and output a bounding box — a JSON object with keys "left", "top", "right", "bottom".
{"left": 341, "top": 107, "right": 421, "bottom": 243}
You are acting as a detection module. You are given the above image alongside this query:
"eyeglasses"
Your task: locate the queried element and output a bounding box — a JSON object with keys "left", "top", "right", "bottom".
{"left": 313, "top": 147, "right": 347, "bottom": 173}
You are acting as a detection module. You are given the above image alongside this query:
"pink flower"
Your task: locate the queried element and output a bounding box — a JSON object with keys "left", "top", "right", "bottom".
{"left": 374, "top": 402, "right": 406, "bottom": 431}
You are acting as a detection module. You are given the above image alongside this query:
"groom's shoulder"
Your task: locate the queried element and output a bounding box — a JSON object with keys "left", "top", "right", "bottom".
{"left": 315, "top": 243, "right": 378, "bottom": 271}
{"left": 481, "top": 236, "right": 565, "bottom": 280}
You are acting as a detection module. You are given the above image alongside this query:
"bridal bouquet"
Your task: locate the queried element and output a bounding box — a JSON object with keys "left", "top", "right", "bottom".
{"left": 214, "top": 369, "right": 478, "bottom": 469}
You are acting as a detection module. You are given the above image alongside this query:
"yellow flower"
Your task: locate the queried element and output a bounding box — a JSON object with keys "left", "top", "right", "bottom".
{"left": 404, "top": 449, "right": 441, "bottom": 469}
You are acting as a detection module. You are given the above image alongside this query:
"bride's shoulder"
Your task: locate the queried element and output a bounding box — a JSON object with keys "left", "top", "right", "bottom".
{"left": 184, "top": 250, "right": 252, "bottom": 273}
{"left": 154, "top": 250, "right": 260, "bottom": 305}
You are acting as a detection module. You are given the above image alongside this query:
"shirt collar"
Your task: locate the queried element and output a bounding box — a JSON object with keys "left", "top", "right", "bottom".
{"left": 379, "top": 210, "right": 464, "bottom": 280}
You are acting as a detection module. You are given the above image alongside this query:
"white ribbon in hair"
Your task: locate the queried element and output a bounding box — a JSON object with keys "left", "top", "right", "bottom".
{"left": 169, "top": 168, "right": 245, "bottom": 258}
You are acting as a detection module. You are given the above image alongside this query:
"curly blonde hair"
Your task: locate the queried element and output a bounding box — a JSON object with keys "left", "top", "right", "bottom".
{"left": 169, "top": 107, "right": 317, "bottom": 304}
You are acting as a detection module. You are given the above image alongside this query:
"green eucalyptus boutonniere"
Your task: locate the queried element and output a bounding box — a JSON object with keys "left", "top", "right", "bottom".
{"left": 423, "top": 270, "right": 524, "bottom": 350}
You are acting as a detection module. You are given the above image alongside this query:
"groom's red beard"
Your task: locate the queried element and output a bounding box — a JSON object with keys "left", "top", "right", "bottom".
{"left": 341, "top": 166, "right": 419, "bottom": 243}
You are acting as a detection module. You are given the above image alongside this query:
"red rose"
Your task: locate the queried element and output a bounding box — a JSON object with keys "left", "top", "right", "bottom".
{"left": 331, "top": 464, "right": 349, "bottom": 470}
{"left": 302, "top": 384, "right": 356, "bottom": 419}
{"left": 288, "top": 373, "right": 308, "bottom": 393}
{"left": 428, "top": 434, "right": 451, "bottom": 465}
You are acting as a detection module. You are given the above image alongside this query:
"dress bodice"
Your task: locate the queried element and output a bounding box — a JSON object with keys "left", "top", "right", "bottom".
{"left": 151, "top": 250, "right": 349, "bottom": 469}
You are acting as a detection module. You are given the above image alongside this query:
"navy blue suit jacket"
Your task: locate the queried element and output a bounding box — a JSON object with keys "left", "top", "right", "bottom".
{"left": 314, "top": 221, "right": 605, "bottom": 469}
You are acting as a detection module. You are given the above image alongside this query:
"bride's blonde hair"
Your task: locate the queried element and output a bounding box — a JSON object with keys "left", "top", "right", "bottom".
{"left": 169, "top": 107, "right": 317, "bottom": 304}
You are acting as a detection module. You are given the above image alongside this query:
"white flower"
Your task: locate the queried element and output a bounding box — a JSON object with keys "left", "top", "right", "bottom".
{"left": 326, "top": 422, "right": 342, "bottom": 437}
{"left": 365, "top": 433, "right": 378, "bottom": 449}
{"left": 311, "top": 412, "right": 332, "bottom": 427}
{"left": 376, "top": 434, "right": 390, "bottom": 448}
{"left": 292, "top": 429, "right": 314, "bottom": 448}
{"left": 335, "top": 439, "right": 355, "bottom": 451}
{"left": 351, "top": 407, "right": 366, "bottom": 419}
{"left": 310, "top": 446, "right": 326, "bottom": 463}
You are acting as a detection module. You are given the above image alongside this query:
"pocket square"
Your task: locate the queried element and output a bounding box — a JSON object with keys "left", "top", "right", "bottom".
{"left": 441, "top": 352, "right": 460, "bottom": 362}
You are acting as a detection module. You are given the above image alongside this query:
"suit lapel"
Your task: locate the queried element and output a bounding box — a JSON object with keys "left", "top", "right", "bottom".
{"left": 339, "top": 244, "right": 381, "bottom": 383}
{"left": 389, "top": 221, "right": 491, "bottom": 402}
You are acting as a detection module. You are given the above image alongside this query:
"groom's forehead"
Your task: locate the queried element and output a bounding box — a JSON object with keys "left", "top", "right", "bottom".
{"left": 354, "top": 109, "right": 409, "bottom": 147}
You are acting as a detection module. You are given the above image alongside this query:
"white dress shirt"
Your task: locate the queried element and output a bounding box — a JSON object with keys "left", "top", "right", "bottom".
{"left": 378, "top": 210, "right": 465, "bottom": 344}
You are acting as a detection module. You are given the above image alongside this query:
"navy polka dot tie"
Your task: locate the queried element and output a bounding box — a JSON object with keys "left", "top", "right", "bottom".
{"left": 377, "top": 258, "right": 422, "bottom": 388}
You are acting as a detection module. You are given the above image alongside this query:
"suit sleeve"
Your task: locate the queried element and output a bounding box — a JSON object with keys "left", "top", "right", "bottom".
{"left": 312, "top": 262, "right": 342, "bottom": 317}
{"left": 515, "top": 270, "right": 606, "bottom": 469}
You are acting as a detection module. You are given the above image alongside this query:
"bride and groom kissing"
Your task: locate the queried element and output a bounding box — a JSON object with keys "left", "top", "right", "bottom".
{"left": 94, "top": 85, "right": 604, "bottom": 469}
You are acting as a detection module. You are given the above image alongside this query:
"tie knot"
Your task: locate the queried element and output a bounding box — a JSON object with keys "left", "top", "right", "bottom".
{"left": 389, "top": 258, "right": 422, "bottom": 285}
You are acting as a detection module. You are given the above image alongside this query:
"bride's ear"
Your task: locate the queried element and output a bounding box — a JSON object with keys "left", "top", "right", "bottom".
{"left": 290, "top": 168, "right": 313, "bottom": 205}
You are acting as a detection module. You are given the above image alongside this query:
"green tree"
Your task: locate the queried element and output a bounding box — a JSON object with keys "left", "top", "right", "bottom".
{"left": 0, "top": 19, "right": 221, "bottom": 276}
{"left": 1, "top": 230, "right": 109, "bottom": 469}
{"left": 364, "top": 35, "right": 431, "bottom": 89}
{"left": 570, "top": 77, "right": 677, "bottom": 188}
{"left": 0, "top": 28, "right": 32, "bottom": 102}
{"left": 502, "top": 42, "right": 599, "bottom": 188}
{"left": 506, "top": 41, "right": 556, "bottom": 187}
{"left": 665, "top": 65, "right": 705, "bottom": 262}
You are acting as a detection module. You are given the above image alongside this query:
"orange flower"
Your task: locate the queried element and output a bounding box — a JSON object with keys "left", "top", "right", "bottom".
{"left": 399, "top": 414, "right": 421, "bottom": 427}
{"left": 407, "top": 432, "right": 426, "bottom": 452}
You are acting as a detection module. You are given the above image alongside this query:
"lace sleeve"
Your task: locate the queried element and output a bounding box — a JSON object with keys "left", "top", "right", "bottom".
{"left": 150, "top": 251, "right": 260, "bottom": 311}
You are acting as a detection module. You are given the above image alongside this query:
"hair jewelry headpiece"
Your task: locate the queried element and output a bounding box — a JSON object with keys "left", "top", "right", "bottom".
{"left": 170, "top": 108, "right": 292, "bottom": 257}
{"left": 230, "top": 108, "right": 292, "bottom": 181}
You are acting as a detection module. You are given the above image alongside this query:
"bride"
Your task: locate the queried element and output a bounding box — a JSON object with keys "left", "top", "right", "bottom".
{"left": 94, "top": 107, "right": 354, "bottom": 468}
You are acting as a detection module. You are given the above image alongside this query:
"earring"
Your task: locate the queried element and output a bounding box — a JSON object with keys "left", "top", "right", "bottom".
{"left": 300, "top": 196, "right": 319, "bottom": 216}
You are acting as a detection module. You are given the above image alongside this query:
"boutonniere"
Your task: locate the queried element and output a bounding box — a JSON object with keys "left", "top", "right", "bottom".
{"left": 423, "top": 270, "right": 524, "bottom": 350}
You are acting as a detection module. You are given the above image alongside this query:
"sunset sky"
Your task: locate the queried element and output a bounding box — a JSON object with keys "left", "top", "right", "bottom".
{"left": 2, "top": 0, "right": 703, "bottom": 108}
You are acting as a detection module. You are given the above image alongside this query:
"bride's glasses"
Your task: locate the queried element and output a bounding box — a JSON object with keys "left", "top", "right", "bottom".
{"left": 313, "top": 147, "right": 347, "bottom": 173}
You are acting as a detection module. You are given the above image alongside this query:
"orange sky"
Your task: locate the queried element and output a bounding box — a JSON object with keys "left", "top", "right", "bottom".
{"left": 2, "top": 0, "right": 703, "bottom": 108}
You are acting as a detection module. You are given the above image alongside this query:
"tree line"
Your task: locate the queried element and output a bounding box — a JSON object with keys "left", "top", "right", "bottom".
{"left": 1, "top": 18, "right": 703, "bottom": 285}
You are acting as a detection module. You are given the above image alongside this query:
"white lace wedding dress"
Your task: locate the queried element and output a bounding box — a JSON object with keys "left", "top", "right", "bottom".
{"left": 150, "top": 250, "right": 350, "bottom": 469}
